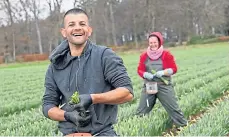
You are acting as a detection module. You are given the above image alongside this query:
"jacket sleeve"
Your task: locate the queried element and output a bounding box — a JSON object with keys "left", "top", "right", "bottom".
{"left": 137, "top": 52, "right": 147, "bottom": 78}
{"left": 164, "top": 51, "right": 177, "bottom": 74}
{"left": 102, "top": 48, "right": 133, "bottom": 95}
{"left": 42, "top": 64, "right": 61, "bottom": 118}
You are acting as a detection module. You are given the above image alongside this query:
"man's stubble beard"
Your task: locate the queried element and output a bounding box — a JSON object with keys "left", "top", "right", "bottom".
{"left": 69, "top": 38, "right": 88, "bottom": 48}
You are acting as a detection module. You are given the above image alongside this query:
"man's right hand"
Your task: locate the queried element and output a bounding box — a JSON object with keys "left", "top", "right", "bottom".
{"left": 61, "top": 103, "right": 78, "bottom": 112}
{"left": 64, "top": 110, "right": 92, "bottom": 127}
{"left": 143, "top": 72, "right": 155, "bottom": 80}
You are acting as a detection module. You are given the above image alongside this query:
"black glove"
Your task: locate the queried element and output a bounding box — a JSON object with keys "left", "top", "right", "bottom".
{"left": 64, "top": 110, "right": 92, "bottom": 127}
{"left": 74, "top": 94, "right": 93, "bottom": 111}
{"left": 61, "top": 102, "right": 78, "bottom": 112}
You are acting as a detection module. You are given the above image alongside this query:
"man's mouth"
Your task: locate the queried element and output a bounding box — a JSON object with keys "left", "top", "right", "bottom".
{"left": 72, "top": 33, "right": 83, "bottom": 37}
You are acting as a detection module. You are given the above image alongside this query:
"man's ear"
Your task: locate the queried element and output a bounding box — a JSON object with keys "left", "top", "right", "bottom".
{"left": 88, "top": 26, "right": 92, "bottom": 37}
{"left": 61, "top": 28, "right": 66, "bottom": 38}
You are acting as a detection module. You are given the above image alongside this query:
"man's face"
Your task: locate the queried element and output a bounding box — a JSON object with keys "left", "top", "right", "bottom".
{"left": 61, "top": 13, "right": 92, "bottom": 47}
{"left": 148, "top": 36, "right": 159, "bottom": 50}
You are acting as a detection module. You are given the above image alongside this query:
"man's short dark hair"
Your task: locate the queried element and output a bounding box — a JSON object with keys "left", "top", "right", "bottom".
{"left": 63, "top": 8, "right": 89, "bottom": 19}
{"left": 62, "top": 8, "right": 89, "bottom": 28}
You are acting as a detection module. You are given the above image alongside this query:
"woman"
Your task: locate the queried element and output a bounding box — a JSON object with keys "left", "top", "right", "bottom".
{"left": 136, "top": 32, "right": 187, "bottom": 127}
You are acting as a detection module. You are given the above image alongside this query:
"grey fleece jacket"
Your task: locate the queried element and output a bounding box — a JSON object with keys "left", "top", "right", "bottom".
{"left": 42, "top": 40, "right": 133, "bottom": 136}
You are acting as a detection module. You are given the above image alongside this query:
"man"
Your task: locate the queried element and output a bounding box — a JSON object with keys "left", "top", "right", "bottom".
{"left": 42, "top": 8, "right": 133, "bottom": 136}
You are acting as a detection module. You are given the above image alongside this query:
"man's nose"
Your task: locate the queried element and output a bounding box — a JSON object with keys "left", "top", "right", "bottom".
{"left": 73, "top": 24, "right": 81, "bottom": 30}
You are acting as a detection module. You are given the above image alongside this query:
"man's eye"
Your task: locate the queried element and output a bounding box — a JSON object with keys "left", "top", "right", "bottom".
{"left": 69, "top": 24, "right": 74, "bottom": 27}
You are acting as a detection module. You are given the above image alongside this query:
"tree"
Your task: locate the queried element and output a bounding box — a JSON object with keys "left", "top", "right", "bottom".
{"left": 28, "top": 0, "right": 43, "bottom": 54}
{"left": 19, "top": 0, "right": 32, "bottom": 53}
{"left": 2, "top": 0, "right": 16, "bottom": 61}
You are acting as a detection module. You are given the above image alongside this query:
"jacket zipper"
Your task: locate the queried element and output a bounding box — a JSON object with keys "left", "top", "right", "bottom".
{"left": 68, "top": 62, "right": 74, "bottom": 92}
{"left": 75, "top": 57, "right": 81, "bottom": 92}
{"left": 75, "top": 57, "right": 81, "bottom": 132}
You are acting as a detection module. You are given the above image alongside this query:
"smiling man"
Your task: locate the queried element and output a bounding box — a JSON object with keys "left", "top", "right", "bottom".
{"left": 42, "top": 8, "right": 133, "bottom": 136}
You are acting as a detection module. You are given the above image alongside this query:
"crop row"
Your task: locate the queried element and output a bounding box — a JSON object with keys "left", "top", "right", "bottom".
{"left": 1, "top": 75, "right": 228, "bottom": 136}
{"left": 178, "top": 95, "right": 229, "bottom": 136}
{"left": 115, "top": 75, "right": 229, "bottom": 136}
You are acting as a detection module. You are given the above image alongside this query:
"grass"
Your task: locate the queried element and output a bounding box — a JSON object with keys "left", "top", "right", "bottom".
{"left": 0, "top": 42, "right": 228, "bottom": 136}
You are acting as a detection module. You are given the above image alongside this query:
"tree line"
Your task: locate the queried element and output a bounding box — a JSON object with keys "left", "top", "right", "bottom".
{"left": 0, "top": 0, "right": 229, "bottom": 61}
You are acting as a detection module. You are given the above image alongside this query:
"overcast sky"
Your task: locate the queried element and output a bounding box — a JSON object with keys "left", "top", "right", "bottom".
{"left": 0, "top": 0, "right": 76, "bottom": 25}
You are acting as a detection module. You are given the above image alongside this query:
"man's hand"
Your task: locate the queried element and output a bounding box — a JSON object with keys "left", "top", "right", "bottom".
{"left": 74, "top": 94, "right": 93, "bottom": 111}
{"left": 143, "top": 72, "right": 155, "bottom": 80}
{"left": 61, "top": 102, "right": 78, "bottom": 112}
{"left": 155, "top": 70, "right": 165, "bottom": 78}
{"left": 64, "top": 110, "right": 92, "bottom": 127}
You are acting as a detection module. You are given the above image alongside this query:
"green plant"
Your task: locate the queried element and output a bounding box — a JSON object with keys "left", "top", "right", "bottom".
{"left": 151, "top": 69, "right": 169, "bottom": 85}
{"left": 70, "top": 92, "right": 80, "bottom": 104}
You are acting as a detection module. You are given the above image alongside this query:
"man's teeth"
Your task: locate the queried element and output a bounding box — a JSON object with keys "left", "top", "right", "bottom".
{"left": 73, "top": 34, "right": 82, "bottom": 36}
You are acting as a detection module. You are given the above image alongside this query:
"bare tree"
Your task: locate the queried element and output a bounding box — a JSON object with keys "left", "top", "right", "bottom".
{"left": 19, "top": 0, "right": 32, "bottom": 53}
{"left": 2, "top": 0, "right": 16, "bottom": 61}
{"left": 1, "top": 0, "right": 229, "bottom": 56}
{"left": 97, "top": 0, "right": 111, "bottom": 46}
{"left": 130, "top": 0, "right": 140, "bottom": 48}
{"left": 103, "top": 6, "right": 111, "bottom": 46}
{"left": 29, "top": 0, "right": 43, "bottom": 54}
{"left": 80, "top": 0, "right": 97, "bottom": 43}
{"left": 90, "top": 6, "right": 96, "bottom": 43}
{"left": 45, "top": 0, "right": 63, "bottom": 53}
{"left": 108, "top": 0, "right": 117, "bottom": 46}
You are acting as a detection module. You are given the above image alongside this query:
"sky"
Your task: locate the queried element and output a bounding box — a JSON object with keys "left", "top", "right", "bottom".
{"left": 0, "top": 0, "right": 76, "bottom": 25}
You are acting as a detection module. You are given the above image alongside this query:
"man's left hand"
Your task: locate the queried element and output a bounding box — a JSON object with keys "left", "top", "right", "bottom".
{"left": 74, "top": 94, "right": 93, "bottom": 111}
